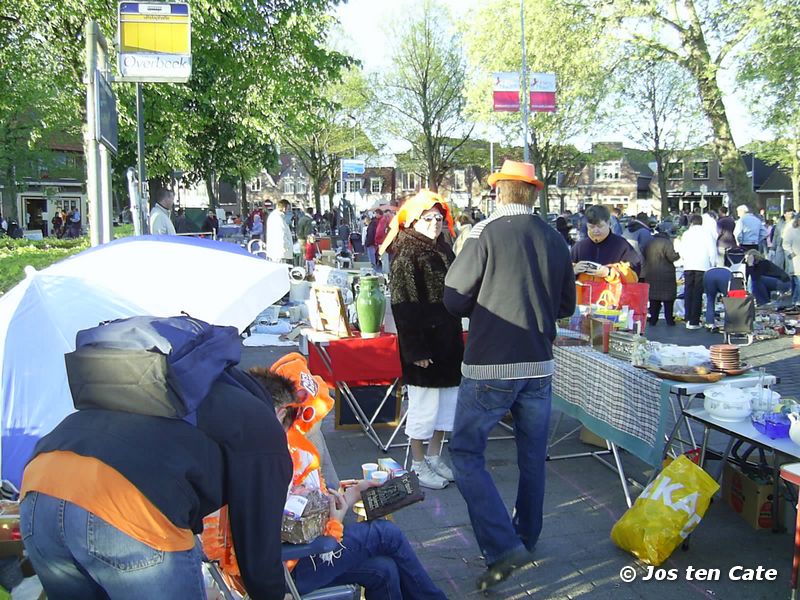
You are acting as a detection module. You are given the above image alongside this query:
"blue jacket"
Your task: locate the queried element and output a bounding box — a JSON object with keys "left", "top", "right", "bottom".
{"left": 29, "top": 369, "right": 292, "bottom": 600}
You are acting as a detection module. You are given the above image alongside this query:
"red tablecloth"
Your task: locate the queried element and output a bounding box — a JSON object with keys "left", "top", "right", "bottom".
{"left": 308, "top": 333, "right": 402, "bottom": 387}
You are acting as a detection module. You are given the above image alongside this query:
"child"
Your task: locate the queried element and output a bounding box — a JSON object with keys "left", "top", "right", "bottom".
{"left": 304, "top": 234, "right": 318, "bottom": 275}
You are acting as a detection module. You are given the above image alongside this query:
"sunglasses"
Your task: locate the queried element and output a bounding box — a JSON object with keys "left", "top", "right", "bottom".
{"left": 420, "top": 214, "right": 444, "bottom": 223}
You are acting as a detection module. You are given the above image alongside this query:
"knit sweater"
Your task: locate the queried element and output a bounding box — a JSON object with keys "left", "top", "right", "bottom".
{"left": 443, "top": 204, "right": 576, "bottom": 380}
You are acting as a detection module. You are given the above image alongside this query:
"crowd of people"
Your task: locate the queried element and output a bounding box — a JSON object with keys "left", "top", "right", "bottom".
{"left": 19, "top": 159, "right": 578, "bottom": 599}
{"left": 558, "top": 201, "right": 799, "bottom": 329}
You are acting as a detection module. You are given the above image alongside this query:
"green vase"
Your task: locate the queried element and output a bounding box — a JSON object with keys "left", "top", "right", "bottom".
{"left": 356, "top": 275, "right": 386, "bottom": 338}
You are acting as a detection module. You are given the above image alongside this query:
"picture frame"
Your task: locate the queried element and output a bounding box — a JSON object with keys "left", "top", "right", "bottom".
{"left": 311, "top": 284, "right": 351, "bottom": 338}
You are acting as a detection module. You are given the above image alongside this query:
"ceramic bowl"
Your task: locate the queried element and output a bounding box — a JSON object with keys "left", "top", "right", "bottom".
{"left": 703, "top": 385, "right": 751, "bottom": 422}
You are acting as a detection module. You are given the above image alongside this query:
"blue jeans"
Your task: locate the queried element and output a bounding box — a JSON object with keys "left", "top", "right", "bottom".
{"left": 752, "top": 275, "right": 792, "bottom": 305}
{"left": 703, "top": 268, "right": 732, "bottom": 326}
{"left": 450, "top": 376, "right": 552, "bottom": 565}
{"left": 794, "top": 276, "right": 800, "bottom": 304}
{"left": 292, "top": 520, "right": 446, "bottom": 600}
{"left": 21, "top": 492, "right": 205, "bottom": 600}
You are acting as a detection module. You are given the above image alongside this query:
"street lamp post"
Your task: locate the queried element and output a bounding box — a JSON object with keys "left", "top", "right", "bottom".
{"left": 520, "top": 0, "right": 529, "bottom": 162}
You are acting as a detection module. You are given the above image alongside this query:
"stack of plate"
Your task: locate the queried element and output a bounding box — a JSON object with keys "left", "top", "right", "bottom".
{"left": 710, "top": 344, "right": 740, "bottom": 371}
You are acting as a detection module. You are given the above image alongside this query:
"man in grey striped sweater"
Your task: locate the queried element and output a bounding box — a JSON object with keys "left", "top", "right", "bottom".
{"left": 444, "top": 160, "right": 576, "bottom": 591}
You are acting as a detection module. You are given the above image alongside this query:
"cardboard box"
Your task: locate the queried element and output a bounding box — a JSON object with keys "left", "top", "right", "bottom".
{"left": 579, "top": 426, "right": 608, "bottom": 449}
{"left": 721, "top": 463, "right": 779, "bottom": 530}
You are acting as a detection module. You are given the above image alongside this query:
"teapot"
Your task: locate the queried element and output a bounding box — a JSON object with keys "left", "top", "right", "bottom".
{"left": 787, "top": 413, "right": 800, "bottom": 446}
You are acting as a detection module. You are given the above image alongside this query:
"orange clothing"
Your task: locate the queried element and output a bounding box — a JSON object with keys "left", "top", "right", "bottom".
{"left": 21, "top": 450, "right": 193, "bottom": 552}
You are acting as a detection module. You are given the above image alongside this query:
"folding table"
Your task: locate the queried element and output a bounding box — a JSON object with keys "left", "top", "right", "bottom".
{"left": 306, "top": 330, "right": 404, "bottom": 451}
{"left": 549, "top": 344, "right": 778, "bottom": 508}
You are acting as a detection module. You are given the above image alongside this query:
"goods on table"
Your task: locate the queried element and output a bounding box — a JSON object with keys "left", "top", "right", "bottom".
{"left": 709, "top": 344, "right": 741, "bottom": 372}
{"left": 642, "top": 365, "right": 724, "bottom": 383}
{"left": 751, "top": 413, "right": 790, "bottom": 439}
{"left": 703, "top": 385, "right": 751, "bottom": 422}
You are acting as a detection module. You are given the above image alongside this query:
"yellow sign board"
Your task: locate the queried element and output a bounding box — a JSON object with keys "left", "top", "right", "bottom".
{"left": 118, "top": 2, "right": 191, "bottom": 82}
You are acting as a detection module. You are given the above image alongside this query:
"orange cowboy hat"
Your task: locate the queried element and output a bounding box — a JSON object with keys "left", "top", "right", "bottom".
{"left": 270, "top": 352, "right": 333, "bottom": 434}
{"left": 378, "top": 189, "right": 455, "bottom": 256}
{"left": 487, "top": 159, "right": 544, "bottom": 189}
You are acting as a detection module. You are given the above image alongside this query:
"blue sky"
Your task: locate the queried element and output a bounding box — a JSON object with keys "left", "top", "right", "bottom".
{"left": 334, "top": 0, "right": 761, "bottom": 150}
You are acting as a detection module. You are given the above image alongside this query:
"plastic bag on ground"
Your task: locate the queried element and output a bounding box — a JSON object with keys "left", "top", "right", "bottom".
{"left": 611, "top": 454, "right": 719, "bottom": 565}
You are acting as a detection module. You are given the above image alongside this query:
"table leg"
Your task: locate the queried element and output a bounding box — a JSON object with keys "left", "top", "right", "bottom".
{"left": 368, "top": 379, "right": 399, "bottom": 427}
{"left": 792, "top": 494, "right": 800, "bottom": 600}
{"left": 338, "top": 381, "right": 383, "bottom": 448}
{"left": 609, "top": 442, "right": 633, "bottom": 509}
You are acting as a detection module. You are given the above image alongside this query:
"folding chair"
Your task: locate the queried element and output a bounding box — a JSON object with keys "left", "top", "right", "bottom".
{"left": 283, "top": 538, "right": 360, "bottom": 600}
{"left": 201, "top": 507, "right": 360, "bottom": 600}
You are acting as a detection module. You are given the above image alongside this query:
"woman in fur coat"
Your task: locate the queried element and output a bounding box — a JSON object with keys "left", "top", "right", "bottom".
{"left": 380, "top": 190, "right": 464, "bottom": 489}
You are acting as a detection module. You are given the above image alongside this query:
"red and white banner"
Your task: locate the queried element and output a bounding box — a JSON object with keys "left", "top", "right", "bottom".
{"left": 529, "top": 72, "right": 556, "bottom": 112}
{"left": 492, "top": 72, "right": 520, "bottom": 112}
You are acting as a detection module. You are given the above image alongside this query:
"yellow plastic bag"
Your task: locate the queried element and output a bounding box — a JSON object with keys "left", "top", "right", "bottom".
{"left": 611, "top": 455, "right": 719, "bottom": 565}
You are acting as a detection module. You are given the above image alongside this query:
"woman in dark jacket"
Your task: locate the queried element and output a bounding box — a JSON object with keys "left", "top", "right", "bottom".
{"left": 383, "top": 190, "right": 464, "bottom": 490}
{"left": 642, "top": 227, "right": 680, "bottom": 326}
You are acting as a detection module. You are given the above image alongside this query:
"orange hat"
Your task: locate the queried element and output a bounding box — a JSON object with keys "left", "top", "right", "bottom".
{"left": 378, "top": 189, "right": 455, "bottom": 255}
{"left": 269, "top": 352, "right": 333, "bottom": 434}
{"left": 487, "top": 160, "right": 544, "bottom": 189}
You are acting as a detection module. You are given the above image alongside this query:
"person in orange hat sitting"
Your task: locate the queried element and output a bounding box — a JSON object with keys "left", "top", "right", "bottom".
{"left": 249, "top": 353, "right": 448, "bottom": 600}
{"left": 379, "top": 190, "right": 464, "bottom": 490}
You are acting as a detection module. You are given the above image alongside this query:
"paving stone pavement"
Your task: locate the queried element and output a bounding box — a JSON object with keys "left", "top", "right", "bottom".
{"left": 240, "top": 331, "right": 799, "bottom": 600}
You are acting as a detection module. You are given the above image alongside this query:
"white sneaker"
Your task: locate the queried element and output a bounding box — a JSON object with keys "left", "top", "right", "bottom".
{"left": 426, "top": 455, "right": 455, "bottom": 481}
{"left": 411, "top": 459, "right": 448, "bottom": 489}
{"left": 686, "top": 323, "right": 702, "bottom": 330}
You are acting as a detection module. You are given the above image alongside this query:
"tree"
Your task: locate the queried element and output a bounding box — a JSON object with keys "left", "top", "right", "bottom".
{"left": 462, "top": 0, "right": 615, "bottom": 214}
{"left": 613, "top": 51, "right": 710, "bottom": 216}
{"left": 597, "top": 0, "right": 762, "bottom": 211}
{"left": 281, "top": 69, "right": 375, "bottom": 214}
{"left": 0, "top": 7, "right": 82, "bottom": 219}
{"left": 739, "top": 0, "right": 800, "bottom": 211}
{"left": 369, "top": 0, "right": 472, "bottom": 192}
{"left": 4, "top": 1, "right": 353, "bottom": 210}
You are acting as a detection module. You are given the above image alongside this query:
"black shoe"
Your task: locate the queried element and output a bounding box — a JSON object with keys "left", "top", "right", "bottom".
{"left": 648, "top": 319, "right": 658, "bottom": 326}
{"left": 666, "top": 320, "right": 676, "bottom": 326}
{"left": 476, "top": 547, "right": 535, "bottom": 591}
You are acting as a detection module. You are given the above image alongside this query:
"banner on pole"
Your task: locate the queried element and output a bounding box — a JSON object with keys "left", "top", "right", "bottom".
{"left": 492, "top": 72, "right": 520, "bottom": 112}
{"left": 529, "top": 72, "right": 556, "bottom": 112}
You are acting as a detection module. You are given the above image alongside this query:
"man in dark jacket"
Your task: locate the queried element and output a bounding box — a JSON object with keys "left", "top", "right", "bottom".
{"left": 444, "top": 160, "right": 576, "bottom": 591}
{"left": 19, "top": 367, "right": 292, "bottom": 600}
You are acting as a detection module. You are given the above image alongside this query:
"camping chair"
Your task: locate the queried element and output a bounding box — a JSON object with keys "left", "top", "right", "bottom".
{"left": 283, "top": 538, "right": 360, "bottom": 600}
{"left": 201, "top": 507, "right": 360, "bottom": 600}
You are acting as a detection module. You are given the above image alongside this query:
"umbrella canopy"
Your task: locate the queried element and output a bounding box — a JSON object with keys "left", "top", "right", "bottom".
{"left": 0, "top": 235, "right": 289, "bottom": 485}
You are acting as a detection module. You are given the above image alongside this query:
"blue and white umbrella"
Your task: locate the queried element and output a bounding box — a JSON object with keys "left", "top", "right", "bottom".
{"left": 0, "top": 235, "right": 289, "bottom": 485}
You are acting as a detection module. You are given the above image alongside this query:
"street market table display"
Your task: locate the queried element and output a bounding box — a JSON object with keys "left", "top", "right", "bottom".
{"left": 550, "top": 345, "right": 672, "bottom": 507}
{"left": 549, "top": 344, "right": 778, "bottom": 507}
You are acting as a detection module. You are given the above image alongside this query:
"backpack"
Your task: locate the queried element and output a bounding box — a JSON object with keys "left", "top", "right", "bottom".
{"left": 64, "top": 315, "right": 241, "bottom": 424}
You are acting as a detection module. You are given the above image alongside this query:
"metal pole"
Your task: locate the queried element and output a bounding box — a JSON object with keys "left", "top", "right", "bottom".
{"left": 85, "top": 21, "right": 101, "bottom": 247}
{"left": 520, "top": 0, "right": 529, "bottom": 162}
{"left": 99, "top": 144, "right": 113, "bottom": 243}
{"left": 126, "top": 167, "right": 144, "bottom": 236}
{"left": 136, "top": 83, "right": 147, "bottom": 207}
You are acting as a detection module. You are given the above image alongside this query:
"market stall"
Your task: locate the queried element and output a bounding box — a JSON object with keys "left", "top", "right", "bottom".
{"left": 550, "top": 339, "right": 779, "bottom": 507}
